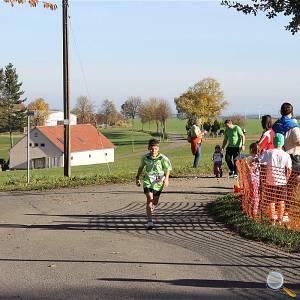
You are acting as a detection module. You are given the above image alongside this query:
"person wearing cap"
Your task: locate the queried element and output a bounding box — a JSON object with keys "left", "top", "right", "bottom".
{"left": 260, "top": 133, "right": 292, "bottom": 222}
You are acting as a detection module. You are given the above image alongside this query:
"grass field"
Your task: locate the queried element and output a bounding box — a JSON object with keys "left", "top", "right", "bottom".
{"left": 0, "top": 117, "right": 267, "bottom": 190}
{"left": 134, "top": 118, "right": 263, "bottom": 136}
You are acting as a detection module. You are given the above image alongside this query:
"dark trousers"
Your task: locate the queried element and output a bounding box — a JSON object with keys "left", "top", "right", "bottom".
{"left": 225, "top": 147, "right": 240, "bottom": 173}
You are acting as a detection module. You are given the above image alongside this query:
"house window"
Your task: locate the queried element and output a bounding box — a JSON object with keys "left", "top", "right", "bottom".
{"left": 29, "top": 143, "right": 32, "bottom": 147}
{"left": 89, "top": 154, "right": 91, "bottom": 158}
{"left": 71, "top": 156, "right": 73, "bottom": 160}
{"left": 105, "top": 153, "right": 108, "bottom": 156}
{"left": 41, "top": 143, "right": 45, "bottom": 147}
{"left": 34, "top": 132, "right": 38, "bottom": 137}
{"left": 34, "top": 143, "right": 38, "bottom": 147}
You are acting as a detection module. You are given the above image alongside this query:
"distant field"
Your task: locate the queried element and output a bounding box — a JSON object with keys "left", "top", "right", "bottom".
{"left": 134, "top": 117, "right": 263, "bottom": 137}
{"left": 0, "top": 134, "right": 23, "bottom": 160}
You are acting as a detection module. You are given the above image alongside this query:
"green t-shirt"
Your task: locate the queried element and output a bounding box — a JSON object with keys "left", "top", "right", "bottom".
{"left": 225, "top": 125, "right": 243, "bottom": 147}
{"left": 139, "top": 153, "right": 172, "bottom": 191}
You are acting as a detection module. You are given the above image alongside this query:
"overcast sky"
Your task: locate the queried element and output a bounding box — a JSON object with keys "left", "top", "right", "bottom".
{"left": 1, "top": 0, "right": 300, "bottom": 116}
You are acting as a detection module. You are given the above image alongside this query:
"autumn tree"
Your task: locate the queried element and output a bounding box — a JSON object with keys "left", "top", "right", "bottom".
{"left": 72, "top": 96, "right": 95, "bottom": 124}
{"left": 156, "top": 99, "right": 171, "bottom": 140}
{"left": 221, "top": 0, "right": 300, "bottom": 34}
{"left": 121, "top": 96, "right": 142, "bottom": 127}
{"left": 138, "top": 101, "right": 152, "bottom": 131}
{"left": 27, "top": 98, "right": 49, "bottom": 126}
{"left": 0, "top": 63, "right": 27, "bottom": 148}
{"left": 99, "top": 99, "right": 119, "bottom": 127}
{"left": 174, "top": 78, "right": 228, "bottom": 128}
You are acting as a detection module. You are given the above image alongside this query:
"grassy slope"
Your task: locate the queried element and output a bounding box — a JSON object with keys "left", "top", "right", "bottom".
{"left": 210, "top": 194, "right": 300, "bottom": 252}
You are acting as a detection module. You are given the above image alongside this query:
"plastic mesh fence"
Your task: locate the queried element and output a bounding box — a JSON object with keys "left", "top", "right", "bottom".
{"left": 236, "top": 158, "right": 300, "bottom": 230}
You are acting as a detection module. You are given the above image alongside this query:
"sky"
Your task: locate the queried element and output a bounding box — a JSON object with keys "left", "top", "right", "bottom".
{"left": 1, "top": 0, "right": 300, "bottom": 116}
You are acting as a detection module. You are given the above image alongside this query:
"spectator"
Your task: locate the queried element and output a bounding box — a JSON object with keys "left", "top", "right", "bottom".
{"left": 258, "top": 115, "right": 274, "bottom": 154}
{"left": 188, "top": 119, "right": 204, "bottom": 168}
{"left": 221, "top": 119, "right": 245, "bottom": 178}
{"left": 260, "top": 133, "right": 292, "bottom": 224}
{"left": 212, "top": 144, "right": 223, "bottom": 178}
{"left": 245, "top": 143, "right": 260, "bottom": 218}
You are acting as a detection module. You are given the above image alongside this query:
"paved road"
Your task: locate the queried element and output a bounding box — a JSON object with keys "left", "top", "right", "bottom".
{"left": 0, "top": 177, "right": 299, "bottom": 299}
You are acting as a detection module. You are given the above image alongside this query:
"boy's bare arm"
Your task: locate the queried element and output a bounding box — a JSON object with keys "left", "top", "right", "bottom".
{"left": 135, "top": 166, "right": 143, "bottom": 186}
{"left": 163, "top": 170, "right": 170, "bottom": 187}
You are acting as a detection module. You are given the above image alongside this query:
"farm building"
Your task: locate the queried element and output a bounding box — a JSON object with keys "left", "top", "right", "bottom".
{"left": 45, "top": 110, "right": 77, "bottom": 126}
{"left": 9, "top": 124, "right": 115, "bottom": 170}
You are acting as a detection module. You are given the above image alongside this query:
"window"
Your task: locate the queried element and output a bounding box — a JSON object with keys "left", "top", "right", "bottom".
{"left": 34, "top": 132, "right": 38, "bottom": 137}
{"left": 89, "top": 154, "right": 91, "bottom": 158}
{"left": 29, "top": 143, "right": 32, "bottom": 147}
{"left": 41, "top": 143, "right": 45, "bottom": 147}
{"left": 71, "top": 156, "right": 73, "bottom": 160}
{"left": 34, "top": 143, "right": 38, "bottom": 147}
{"left": 105, "top": 153, "right": 108, "bottom": 156}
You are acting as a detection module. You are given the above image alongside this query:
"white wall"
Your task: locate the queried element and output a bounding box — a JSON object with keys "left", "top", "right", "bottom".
{"left": 9, "top": 128, "right": 63, "bottom": 169}
{"left": 45, "top": 111, "right": 77, "bottom": 126}
{"left": 70, "top": 148, "right": 114, "bottom": 166}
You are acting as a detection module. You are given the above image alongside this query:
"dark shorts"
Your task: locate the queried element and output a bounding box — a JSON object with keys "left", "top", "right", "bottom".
{"left": 144, "top": 187, "right": 162, "bottom": 197}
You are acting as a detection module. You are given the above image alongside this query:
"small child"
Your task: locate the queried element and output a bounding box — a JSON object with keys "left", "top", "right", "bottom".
{"left": 135, "top": 139, "right": 172, "bottom": 229}
{"left": 245, "top": 143, "right": 260, "bottom": 218}
{"left": 212, "top": 145, "right": 223, "bottom": 178}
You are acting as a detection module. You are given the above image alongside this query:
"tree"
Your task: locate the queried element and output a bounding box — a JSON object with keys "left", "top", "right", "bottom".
{"left": 27, "top": 98, "right": 49, "bottom": 126}
{"left": 221, "top": 0, "right": 300, "bottom": 34}
{"left": 211, "top": 119, "right": 221, "bottom": 136}
{"left": 156, "top": 99, "right": 171, "bottom": 140}
{"left": 0, "top": 63, "right": 27, "bottom": 148}
{"left": 227, "top": 113, "right": 246, "bottom": 128}
{"left": 174, "top": 78, "right": 228, "bottom": 127}
{"left": 121, "top": 96, "right": 142, "bottom": 127}
{"left": 4, "top": 0, "right": 58, "bottom": 10}
{"left": 99, "top": 99, "right": 119, "bottom": 127}
{"left": 72, "top": 96, "right": 95, "bottom": 124}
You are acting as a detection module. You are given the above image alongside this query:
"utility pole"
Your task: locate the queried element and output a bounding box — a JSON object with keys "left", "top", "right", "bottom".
{"left": 63, "top": 0, "right": 71, "bottom": 177}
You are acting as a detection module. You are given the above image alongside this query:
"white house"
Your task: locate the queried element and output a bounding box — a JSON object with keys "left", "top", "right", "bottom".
{"left": 45, "top": 110, "right": 77, "bottom": 126}
{"left": 9, "top": 124, "right": 115, "bottom": 169}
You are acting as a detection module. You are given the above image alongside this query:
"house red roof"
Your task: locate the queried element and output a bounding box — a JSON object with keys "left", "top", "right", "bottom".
{"left": 37, "top": 124, "right": 115, "bottom": 152}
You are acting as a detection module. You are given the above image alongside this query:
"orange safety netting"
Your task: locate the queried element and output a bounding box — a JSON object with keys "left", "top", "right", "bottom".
{"left": 236, "top": 158, "right": 300, "bottom": 230}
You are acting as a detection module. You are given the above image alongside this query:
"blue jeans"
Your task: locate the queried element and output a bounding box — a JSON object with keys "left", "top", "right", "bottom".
{"left": 193, "top": 143, "right": 202, "bottom": 168}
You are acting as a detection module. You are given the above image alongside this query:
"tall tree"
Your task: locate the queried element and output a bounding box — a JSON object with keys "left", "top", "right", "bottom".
{"left": 0, "top": 63, "right": 27, "bottom": 148}
{"left": 121, "top": 96, "right": 142, "bottom": 127}
{"left": 99, "top": 99, "right": 119, "bottom": 127}
{"left": 27, "top": 98, "right": 49, "bottom": 126}
{"left": 72, "top": 96, "right": 95, "bottom": 124}
{"left": 156, "top": 99, "right": 171, "bottom": 140}
{"left": 221, "top": 0, "right": 300, "bottom": 34}
{"left": 174, "top": 78, "right": 228, "bottom": 126}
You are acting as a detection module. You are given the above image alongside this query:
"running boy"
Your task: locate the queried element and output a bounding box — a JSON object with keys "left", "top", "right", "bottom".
{"left": 135, "top": 139, "right": 172, "bottom": 229}
{"left": 212, "top": 145, "right": 223, "bottom": 178}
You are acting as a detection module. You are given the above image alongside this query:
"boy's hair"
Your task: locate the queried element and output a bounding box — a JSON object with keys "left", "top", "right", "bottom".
{"left": 215, "top": 144, "right": 221, "bottom": 150}
{"left": 249, "top": 142, "right": 259, "bottom": 155}
{"left": 148, "top": 138, "right": 160, "bottom": 148}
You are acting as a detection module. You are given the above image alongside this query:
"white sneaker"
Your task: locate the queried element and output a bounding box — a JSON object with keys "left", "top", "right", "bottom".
{"left": 233, "top": 174, "right": 239, "bottom": 179}
{"left": 146, "top": 221, "right": 154, "bottom": 230}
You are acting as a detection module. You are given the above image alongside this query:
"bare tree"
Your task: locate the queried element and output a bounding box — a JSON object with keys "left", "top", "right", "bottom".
{"left": 121, "top": 96, "right": 142, "bottom": 127}
{"left": 99, "top": 99, "right": 119, "bottom": 127}
{"left": 72, "top": 96, "right": 95, "bottom": 124}
{"left": 156, "top": 99, "right": 171, "bottom": 140}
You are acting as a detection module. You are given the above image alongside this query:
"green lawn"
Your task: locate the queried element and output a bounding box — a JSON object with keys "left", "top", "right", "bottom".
{"left": 0, "top": 133, "right": 23, "bottom": 160}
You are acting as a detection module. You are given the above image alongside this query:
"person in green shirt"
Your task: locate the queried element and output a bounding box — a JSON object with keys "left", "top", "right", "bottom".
{"left": 135, "top": 139, "right": 172, "bottom": 229}
{"left": 221, "top": 119, "right": 245, "bottom": 177}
